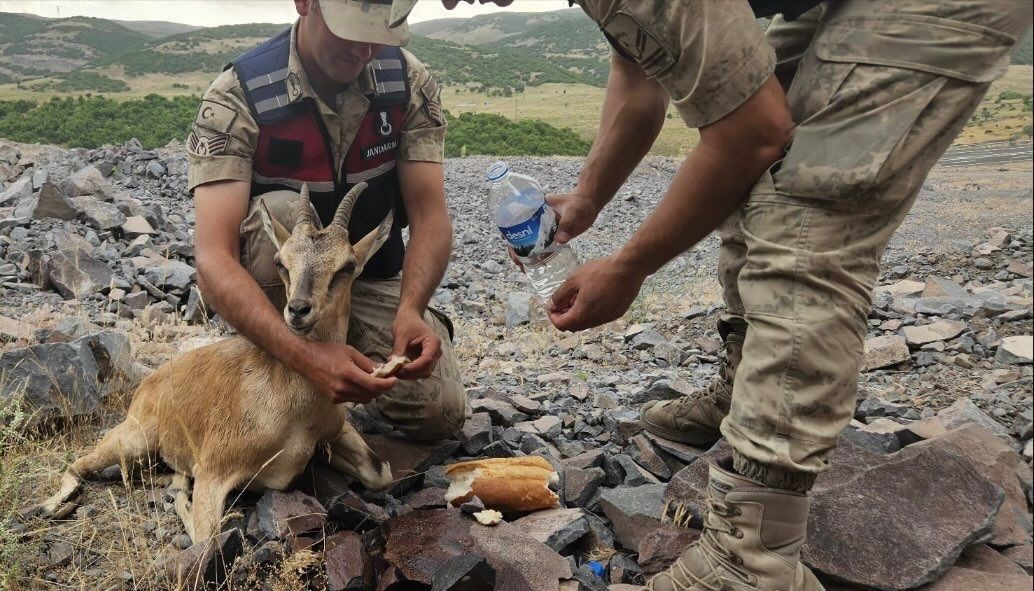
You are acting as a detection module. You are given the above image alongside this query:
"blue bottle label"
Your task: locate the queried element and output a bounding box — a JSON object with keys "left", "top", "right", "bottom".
{"left": 498, "top": 203, "right": 557, "bottom": 257}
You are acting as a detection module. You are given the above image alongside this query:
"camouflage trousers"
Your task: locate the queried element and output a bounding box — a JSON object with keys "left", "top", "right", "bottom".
{"left": 716, "top": 0, "right": 1030, "bottom": 488}
{"left": 239, "top": 190, "right": 470, "bottom": 442}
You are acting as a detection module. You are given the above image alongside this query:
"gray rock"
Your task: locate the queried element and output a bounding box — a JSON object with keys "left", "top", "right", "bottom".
{"left": 862, "top": 335, "right": 911, "bottom": 371}
{"left": 121, "top": 216, "right": 156, "bottom": 237}
{"left": 630, "top": 330, "right": 665, "bottom": 350}
{"left": 628, "top": 435, "right": 671, "bottom": 480}
{"left": 0, "top": 177, "right": 31, "bottom": 206}
{"left": 255, "top": 490, "right": 327, "bottom": 540}
{"left": 64, "top": 166, "right": 113, "bottom": 199}
{"left": 903, "top": 320, "right": 967, "bottom": 346}
{"left": 431, "top": 554, "right": 496, "bottom": 591}
{"left": 324, "top": 531, "right": 366, "bottom": 591}
{"left": 598, "top": 484, "right": 667, "bottom": 551}
{"left": 564, "top": 466, "right": 605, "bottom": 508}
{"left": 142, "top": 260, "right": 196, "bottom": 293}
{"left": 856, "top": 397, "right": 910, "bottom": 421}
{"left": 459, "top": 412, "right": 493, "bottom": 455}
{"left": 471, "top": 398, "right": 529, "bottom": 426}
{"left": 936, "top": 398, "right": 1015, "bottom": 449}
{"left": 0, "top": 340, "right": 103, "bottom": 421}
{"left": 48, "top": 250, "right": 112, "bottom": 300}
{"left": 514, "top": 507, "right": 590, "bottom": 552}
{"left": 32, "top": 182, "right": 77, "bottom": 221}
{"left": 145, "top": 160, "right": 166, "bottom": 179}
{"left": 996, "top": 336, "right": 1032, "bottom": 365}
{"left": 72, "top": 197, "right": 126, "bottom": 231}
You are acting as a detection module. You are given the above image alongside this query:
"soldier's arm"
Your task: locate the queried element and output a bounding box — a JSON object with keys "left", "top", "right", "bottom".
{"left": 576, "top": 52, "right": 670, "bottom": 211}
{"left": 613, "top": 75, "right": 792, "bottom": 278}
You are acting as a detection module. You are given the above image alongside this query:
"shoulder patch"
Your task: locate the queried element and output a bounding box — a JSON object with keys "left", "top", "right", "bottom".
{"left": 195, "top": 99, "right": 238, "bottom": 134}
{"left": 600, "top": 11, "right": 675, "bottom": 76}
{"left": 420, "top": 77, "right": 444, "bottom": 127}
{"left": 188, "top": 129, "right": 230, "bottom": 156}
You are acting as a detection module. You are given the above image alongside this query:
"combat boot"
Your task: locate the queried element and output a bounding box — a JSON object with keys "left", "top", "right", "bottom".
{"left": 640, "top": 323, "right": 744, "bottom": 445}
{"left": 647, "top": 462, "right": 824, "bottom": 591}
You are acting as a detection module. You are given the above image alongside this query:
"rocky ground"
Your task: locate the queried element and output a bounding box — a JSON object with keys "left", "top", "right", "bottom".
{"left": 0, "top": 139, "right": 1031, "bottom": 590}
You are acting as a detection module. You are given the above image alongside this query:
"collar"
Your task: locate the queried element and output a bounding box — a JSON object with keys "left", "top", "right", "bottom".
{"left": 286, "top": 20, "right": 376, "bottom": 106}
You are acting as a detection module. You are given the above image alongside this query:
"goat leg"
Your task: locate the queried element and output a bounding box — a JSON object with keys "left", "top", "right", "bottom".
{"left": 171, "top": 473, "right": 195, "bottom": 541}
{"left": 187, "top": 468, "right": 240, "bottom": 545}
{"left": 324, "top": 422, "right": 393, "bottom": 490}
{"left": 39, "top": 421, "right": 153, "bottom": 518}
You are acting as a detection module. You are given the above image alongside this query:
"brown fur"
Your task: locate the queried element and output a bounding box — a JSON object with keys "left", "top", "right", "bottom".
{"left": 40, "top": 183, "right": 395, "bottom": 544}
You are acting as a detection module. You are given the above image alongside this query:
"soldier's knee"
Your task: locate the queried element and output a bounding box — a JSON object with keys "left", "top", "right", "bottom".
{"left": 408, "top": 382, "right": 470, "bottom": 442}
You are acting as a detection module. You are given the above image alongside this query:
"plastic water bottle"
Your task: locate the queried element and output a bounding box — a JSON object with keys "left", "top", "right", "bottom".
{"left": 486, "top": 161, "right": 580, "bottom": 299}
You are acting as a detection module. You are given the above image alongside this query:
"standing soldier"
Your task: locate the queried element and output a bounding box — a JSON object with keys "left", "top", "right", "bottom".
{"left": 441, "top": 1, "right": 1030, "bottom": 589}
{"left": 189, "top": 0, "right": 470, "bottom": 442}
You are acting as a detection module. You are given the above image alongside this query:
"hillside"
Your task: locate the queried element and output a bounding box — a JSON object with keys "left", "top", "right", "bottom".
{"left": 110, "top": 19, "right": 202, "bottom": 40}
{"left": 0, "top": 12, "right": 151, "bottom": 82}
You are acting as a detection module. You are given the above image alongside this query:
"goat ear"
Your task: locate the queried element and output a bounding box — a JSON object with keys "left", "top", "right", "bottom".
{"left": 352, "top": 209, "right": 395, "bottom": 271}
{"left": 258, "top": 200, "right": 290, "bottom": 250}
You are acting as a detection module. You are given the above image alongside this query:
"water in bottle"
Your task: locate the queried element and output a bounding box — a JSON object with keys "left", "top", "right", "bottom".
{"left": 486, "top": 161, "right": 580, "bottom": 299}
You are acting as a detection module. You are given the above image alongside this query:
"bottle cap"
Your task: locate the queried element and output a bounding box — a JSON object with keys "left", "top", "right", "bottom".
{"left": 485, "top": 161, "right": 509, "bottom": 182}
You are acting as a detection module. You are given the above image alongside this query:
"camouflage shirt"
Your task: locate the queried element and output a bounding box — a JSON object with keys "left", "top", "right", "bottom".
{"left": 573, "top": 0, "right": 776, "bottom": 127}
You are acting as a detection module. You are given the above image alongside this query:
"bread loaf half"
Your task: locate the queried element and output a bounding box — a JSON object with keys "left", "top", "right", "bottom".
{"left": 444, "top": 456, "right": 559, "bottom": 512}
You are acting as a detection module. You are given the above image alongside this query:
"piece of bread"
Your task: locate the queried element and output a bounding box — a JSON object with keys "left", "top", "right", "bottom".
{"left": 444, "top": 456, "right": 559, "bottom": 512}
{"left": 371, "top": 355, "right": 411, "bottom": 378}
{"left": 473, "top": 509, "right": 503, "bottom": 526}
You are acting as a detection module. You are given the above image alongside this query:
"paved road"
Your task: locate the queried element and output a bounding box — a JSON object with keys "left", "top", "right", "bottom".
{"left": 939, "top": 140, "right": 1033, "bottom": 166}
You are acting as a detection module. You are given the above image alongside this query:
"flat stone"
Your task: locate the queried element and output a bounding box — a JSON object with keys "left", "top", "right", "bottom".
{"left": 1001, "top": 544, "right": 1033, "bottom": 574}
{"left": 935, "top": 398, "right": 1015, "bottom": 449}
{"left": 255, "top": 490, "right": 327, "bottom": 540}
{"left": 637, "top": 525, "right": 700, "bottom": 573}
{"left": 48, "top": 249, "right": 112, "bottom": 300}
{"left": 923, "top": 276, "right": 969, "bottom": 299}
{"left": 629, "top": 378, "right": 695, "bottom": 405}
{"left": 954, "top": 544, "right": 1027, "bottom": 576}
{"left": 630, "top": 330, "right": 665, "bottom": 350}
{"left": 598, "top": 484, "right": 666, "bottom": 551}
{"left": 628, "top": 435, "right": 671, "bottom": 480}
{"left": 364, "top": 434, "right": 460, "bottom": 494}
{"left": 564, "top": 467, "right": 605, "bottom": 507}
{"left": 509, "top": 394, "right": 541, "bottom": 414}
{"left": 72, "top": 197, "right": 125, "bottom": 230}
{"left": 122, "top": 215, "right": 156, "bottom": 237}
{"left": 325, "top": 490, "right": 389, "bottom": 533}
{"left": 903, "top": 320, "right": 967, "bottom": 346}
{"left": 32, "top": 182, "right": 77, "bottom": 220}
{"left": 914, "top": 425, "right": 1032, "bottom": 547}
{"left": 167, "top": 528, "right": 243, "bottom": 590}
{"left": 324, "top": 531, "right": 367, "bottom": 591}
{"left": 804, "top": 445, "right": 1004, "bottom": 589}
{"left": 644, "top": 433, "right": 705, "bottom": 464}
{"left": 863, "top": 335, "right": 911, "bottom": 370}
{"left": 513, "top": 507, "right": 590, "bottom": 552}
{"left": 920, "top": 567, "right": 1032, "bottom": 591}
{"left": 875, "top": 279, "right": 925, "bottom": 297}
{"left": 996, "top": 336, "right": 1033, "bottom": 365}
{"left": 406, "top": 487, "right": 448, "bottom": 510}
{"left": 382, "top": 508, "right": 571, "bottom": 589}
{"left": 431, "top": 554, "right": 496, "bottom": 591}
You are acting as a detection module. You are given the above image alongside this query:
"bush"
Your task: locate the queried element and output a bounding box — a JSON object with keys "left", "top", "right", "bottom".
{"left": 445, "top": 112, "right": 589, "bottom": 157}
{"left": 0, "top": 94, "right": 198, "bottom": 149}
{"left": 998, "top": 90, "right": 1028, "bottom": 101}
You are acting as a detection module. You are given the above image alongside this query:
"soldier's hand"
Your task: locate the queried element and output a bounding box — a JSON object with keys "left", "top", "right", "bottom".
{"left": 547, "top": 256, "right": 646, "bottom": 332}
{"left": 296, "top": 341, "right": 397, "bottom": 404}
{"left": 547, "top": 192, "right": 600, "bottom": 244}
{"left": 391, "top": 309, "right": 442, "bottom": 379}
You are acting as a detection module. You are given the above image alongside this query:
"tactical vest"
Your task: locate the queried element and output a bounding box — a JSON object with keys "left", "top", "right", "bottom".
{"left": 231, "top": 28, "right": 409, "bottom": 279}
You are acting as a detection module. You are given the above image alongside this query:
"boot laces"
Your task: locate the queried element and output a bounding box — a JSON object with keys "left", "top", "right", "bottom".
{"left": 666, "top": 364, "right": 731, "bottom": 419}
{"left": 658, "top": 499, "right": 752, "bottom": 591}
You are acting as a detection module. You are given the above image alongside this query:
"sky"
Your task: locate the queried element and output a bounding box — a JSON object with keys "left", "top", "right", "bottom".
{"left": 0, "top": 0, "right": 566, "bottom": 27}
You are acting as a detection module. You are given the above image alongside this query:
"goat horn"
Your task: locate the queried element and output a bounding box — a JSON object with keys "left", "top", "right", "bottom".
{"left": 332, "top": 182, "right": 368, "bottom": 230}
{"left": 295, "top": 183, "right": 320, "bottom": 229}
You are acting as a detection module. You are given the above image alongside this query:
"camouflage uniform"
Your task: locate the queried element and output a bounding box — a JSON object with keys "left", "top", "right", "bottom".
{"left": 575, "top": 0, "right": 1030, "bottom": 489}
{"left": 188, "top": 22, "right": 469, "bottom": 441}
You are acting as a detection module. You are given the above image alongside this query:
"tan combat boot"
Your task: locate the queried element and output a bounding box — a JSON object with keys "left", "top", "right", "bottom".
{"left": 647, "top": 462, "right": 824, "bottom": 591}
{"left": 640, "top": 326, "right": 745, "bottom": 445}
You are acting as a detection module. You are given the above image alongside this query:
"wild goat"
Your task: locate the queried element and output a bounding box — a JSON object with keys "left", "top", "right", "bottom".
{"left": 40, "top": 182, "right": 394, "bottom": 544}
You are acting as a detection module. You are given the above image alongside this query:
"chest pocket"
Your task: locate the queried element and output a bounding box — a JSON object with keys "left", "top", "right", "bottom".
{"left": 600, "top": 11, "right": 676, "bottom": 78}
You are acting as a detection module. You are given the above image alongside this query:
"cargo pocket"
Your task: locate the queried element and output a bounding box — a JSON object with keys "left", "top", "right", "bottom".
{"left": 771, "top": 14, "right": 1015, "bottom": 211}
{"left": 239, "top": 202, "right": 287, "bottom": 309}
